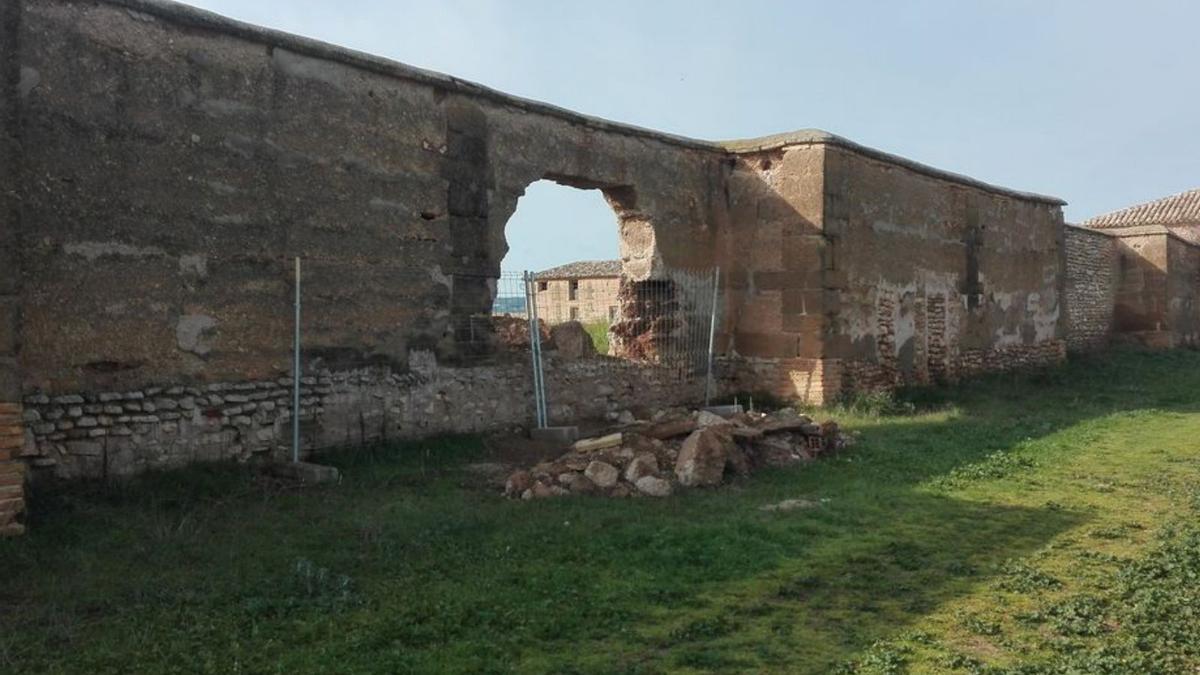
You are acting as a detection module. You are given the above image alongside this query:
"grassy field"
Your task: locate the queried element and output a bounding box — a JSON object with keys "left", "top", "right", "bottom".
{"left": 584, "top": 320, "right": 611, "bottom": 355}
{"left": 1, "top": 348, "right": 1199, "bottom": 673}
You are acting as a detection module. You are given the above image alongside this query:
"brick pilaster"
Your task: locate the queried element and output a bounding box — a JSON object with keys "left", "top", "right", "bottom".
{"left": 0, "top": 402, "right": 26, "bottom": 536}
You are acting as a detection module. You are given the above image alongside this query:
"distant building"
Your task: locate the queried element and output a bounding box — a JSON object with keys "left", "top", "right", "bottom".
{"left": 534, "top": 260, "right": 621, "bottom": 324}
{"left": 1073, "top": 187, "right": 1200, "bottom": 348}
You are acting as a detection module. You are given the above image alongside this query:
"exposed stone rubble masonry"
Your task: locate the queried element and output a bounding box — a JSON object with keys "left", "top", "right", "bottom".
{"left": 21, "top": 351, "right": 727, "bottom": 480}
{"left": 1064, "top": 225, "right": 1118, "bottom": 352}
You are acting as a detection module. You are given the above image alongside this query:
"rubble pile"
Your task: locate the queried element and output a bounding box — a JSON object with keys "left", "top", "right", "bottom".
{"left": 504, "top": 407, "right": 854, "bottom": 500}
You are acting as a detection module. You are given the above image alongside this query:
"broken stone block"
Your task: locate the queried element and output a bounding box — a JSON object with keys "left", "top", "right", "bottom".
{"left": 505, "top": 470, "right": 534, "bottom": 497}
{"left": 549, "top": 321, "right": 597, "bottom": 360}
{"left": 623, "top": 452, "right": 658, "bottom": 483}
{"left": 644, "top": 418, "right": 696, "bottom": 440}
{"left": 584, "top": 460, "right": 619, "bottom": 488}
{"left": 675, "top": 427, "right": 735, "bottom": 487}
{"left": 635, "top": 475, "right": 672, "bottom": 497}
{"left": 530, "top": 481, "right": 566, "bottom": 498}
{"left": 561, "top": 472, "right": 599, "bottom": 495}
{"left": 695, "top": 410, "right": 731, "bottom": 428}
{"left": 573, "top": 433, "right": 622, "bottom": 453}
{"left": 759, "top": 409, "right": 814, "bottom": 434}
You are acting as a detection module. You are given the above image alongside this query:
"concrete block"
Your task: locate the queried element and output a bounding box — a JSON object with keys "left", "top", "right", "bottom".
{"left": 701, "top": 404, "right": 744, "bottom": 418}
{"left": 530, "top": 426, "right": 579, "bottom": 444}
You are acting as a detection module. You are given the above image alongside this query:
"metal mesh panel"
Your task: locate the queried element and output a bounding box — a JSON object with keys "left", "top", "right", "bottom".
{"left": 447, "top": 268, "right": 721, "bottom": 426}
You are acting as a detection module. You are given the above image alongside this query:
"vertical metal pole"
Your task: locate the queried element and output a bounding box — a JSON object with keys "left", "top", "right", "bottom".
{"left": 523, "top": 272, "right": 543, "bottom": 428}
{"left": 704, "top": 267, "right": 720, "bottom": 406}
{"left": 292, "top": 257, "right": 301, "bottom": 463}
{"left": 529, "top": 272, "right": 548, "bottom": 427}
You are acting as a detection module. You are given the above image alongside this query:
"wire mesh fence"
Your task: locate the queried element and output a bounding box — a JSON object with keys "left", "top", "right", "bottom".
{"left": 448, "top": 267, "right": 722, "bottom": 425}
{"left": 529, "top": 267, "right": 719, "bottom": 375}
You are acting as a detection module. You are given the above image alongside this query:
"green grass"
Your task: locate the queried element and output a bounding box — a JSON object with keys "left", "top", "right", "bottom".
{"left": 584, "top": 320, "right": 610, "bottom": 355}
{"left": 2, "top": 348, "right": 1200, "bottom": 673}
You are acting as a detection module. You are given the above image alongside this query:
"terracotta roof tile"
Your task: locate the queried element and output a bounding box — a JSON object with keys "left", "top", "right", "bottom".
{"left": 1082, "top": 187, "right": 1200, "bottom": 229}
{"left": 534, "top": 260, "right": 621, "bottom": 279}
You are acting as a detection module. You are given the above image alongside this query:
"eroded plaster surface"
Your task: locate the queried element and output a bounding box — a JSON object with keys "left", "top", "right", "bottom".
{"left": 1, "top": 0, "right": 1075, "bottom": 485}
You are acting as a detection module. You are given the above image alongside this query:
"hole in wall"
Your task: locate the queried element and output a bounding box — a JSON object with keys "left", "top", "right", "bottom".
{"left": 491, "top": 179, "right": 625, "bottom": 354}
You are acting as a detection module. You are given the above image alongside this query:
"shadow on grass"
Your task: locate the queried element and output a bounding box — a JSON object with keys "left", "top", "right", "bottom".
{"left": 0, "top": 348, "right": 1198, "bottom": 673}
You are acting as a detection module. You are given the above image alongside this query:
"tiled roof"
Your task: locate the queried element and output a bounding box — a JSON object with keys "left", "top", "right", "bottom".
{"left": 1081, "top": 188, "right": 1200, "bottom": 229}
{"left": 534, "top": 260, "right": 621, "bottom": 279}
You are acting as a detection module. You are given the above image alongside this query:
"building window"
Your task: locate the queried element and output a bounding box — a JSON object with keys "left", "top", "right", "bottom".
{"left": 569, "top": 279, "right": 579, "bottom": 301}
{"left": 569, "top": 307, "right": 579, "bottom": 321}
{"left": 538, "top": 281, "right": 548, "bottom": 292}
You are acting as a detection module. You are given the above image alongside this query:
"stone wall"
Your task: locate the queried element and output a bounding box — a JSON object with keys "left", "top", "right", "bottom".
{"left": 2, "top": 0, "right": 1073, "bottom": 498}
{"left": 20, "top": 350, "right": 718, "bottom": 480}
{"left": 1166, "top": 235, "right": 1200, "bottom": 346}
{"left": 1113, "top": 233, "right": 1170, "bottom": 337}
{"left": 11, "top": 0, "right": 728, "bottom": 397}
{"left": 823, "top": 144, "right": 1067, "bottom": 390}
{"left": 720, "top": 138, "right": 1068, "bottom": 396}
{"left": 1064, "top": 225, "right": 1117, "bottom": 351}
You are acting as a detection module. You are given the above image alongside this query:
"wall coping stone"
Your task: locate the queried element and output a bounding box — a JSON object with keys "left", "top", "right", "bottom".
{"left": 102, "top": 0, "right": 1066, "bottom": 207}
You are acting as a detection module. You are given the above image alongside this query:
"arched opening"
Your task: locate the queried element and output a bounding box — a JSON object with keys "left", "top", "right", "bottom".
{"left": 500, "top": 179, "right": 623, "bottom": 278}
{"left": 495, "top": 179, "right": 625, "bottom": 355}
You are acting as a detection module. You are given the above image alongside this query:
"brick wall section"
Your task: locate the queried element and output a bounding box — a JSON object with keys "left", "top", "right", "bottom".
{"left": 1064, "top": 225, "right": 1118, "bottom": 351}
{"left": 728, "top": 357, "right": 840, "bottom": 406}
{"left": 1166, "top": 235, "right": 1200, "bottom": 346}
{"left": 0, "top": 402, "right": 27, "bottom": 536}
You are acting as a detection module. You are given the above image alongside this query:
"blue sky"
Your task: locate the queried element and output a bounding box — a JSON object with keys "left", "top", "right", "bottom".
{"left": 184, "top": 0, "right": 1200, "bottom": 273}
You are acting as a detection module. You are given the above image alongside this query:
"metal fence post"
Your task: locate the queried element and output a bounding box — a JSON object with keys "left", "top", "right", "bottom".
{"left": 531, "top": 272, "right": 548, "bottom": 426}
{"left": 524, "top": 272, "right": 548, "bottom": 428}
{"left": 292, "top": 256, "right": 301, "bottom": 463}
{"left": 704, "top": 266, "right": 720, "bottom": 406}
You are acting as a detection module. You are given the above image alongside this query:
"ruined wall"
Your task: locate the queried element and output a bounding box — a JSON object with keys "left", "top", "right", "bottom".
{"left": 720, "top": 139, "right": 1066, "bottom": 399}
{"left": 4, "top": 0, "right": 1073, "bottom": 488}
{"left": 1064, "top": 225, "right": 1117, "bottom": 351}
{"left": 1166, "top": 235, "right": 1200, "bottom": 346}
{"left": 7, "top": 0, "right": 730, "bottom": 479}
{"left": 14, "top": 0, "right": 726, "bottom": 395}
{"left": 719, "top": 144, "right": 830, "bottom": 401}
{"left": 1113, "top": 233, "right": 1169, "bottom": 337}
{"left": 823, "top": 145, "right": 1066, "bottom": 391}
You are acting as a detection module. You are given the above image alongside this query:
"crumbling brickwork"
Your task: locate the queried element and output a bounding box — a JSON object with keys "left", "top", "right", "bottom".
{"left": 2, "top": 0, "right": 1075, "bottom": 497}
{"left": 0, "top": 403, "right": 27, "bottom": 536}
{"left": 1064, "top": 225, "right": 1118, "bottom": 352}
{"left": 720, "top": 138, "right": 1067, "bottom": 396}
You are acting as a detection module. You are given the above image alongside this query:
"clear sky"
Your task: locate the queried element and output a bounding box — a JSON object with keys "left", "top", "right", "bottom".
{"left": 183, "top": 0, "right": 1200, "bottom": 273}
